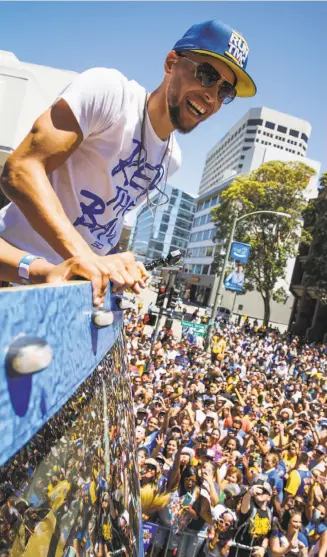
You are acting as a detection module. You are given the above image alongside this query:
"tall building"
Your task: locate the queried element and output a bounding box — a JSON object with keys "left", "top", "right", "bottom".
{"left": 182, "top": 107, "right": 320, "bottom": 325}
{"left": 130, "top": 185, "right": 196, "bottom": 262}
{"left": 199, "top": 107, "right": 311, "bottom": 196}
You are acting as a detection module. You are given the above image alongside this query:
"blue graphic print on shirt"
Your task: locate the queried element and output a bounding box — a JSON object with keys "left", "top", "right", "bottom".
{"left": 73, "top": 139, "right": 166, "bottom": 253}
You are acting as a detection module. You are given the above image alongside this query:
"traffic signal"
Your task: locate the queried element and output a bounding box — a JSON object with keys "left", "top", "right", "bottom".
{"left": 164, "top": 318, "right": 173, "bottom": 330}
{"left": 144, "top": 314, "right": 157, "bottom": 326}
{"left": 156, "top": 285, "right": 167, "bottom": 308}
{"left": 167, "top": 287, "right": 180, "bottom": 310}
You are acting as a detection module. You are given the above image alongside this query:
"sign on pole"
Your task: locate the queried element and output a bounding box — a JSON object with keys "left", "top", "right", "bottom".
{"left": 181, "top": 320, "right": 208, "bottom": 338}
{"left": 230, "top": 242, "right": 251, "bottom": 264}
{"left": 224, "top": 241, "right": 251, "bottom": 293}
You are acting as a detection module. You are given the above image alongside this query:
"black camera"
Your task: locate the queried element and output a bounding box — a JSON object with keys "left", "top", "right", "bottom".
{"left": 197, "top": 435, "right": 208, "bottom": 444}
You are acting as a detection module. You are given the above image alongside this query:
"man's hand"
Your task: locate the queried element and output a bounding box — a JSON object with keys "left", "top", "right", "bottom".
{"left": 289, "top": 532, "right": 299, "bottom": 550}
{"left": 252, "top": 547, "right": 265, "bottom": 557}
{"left": 250, "top": 485, "right": 263, "bottom": 497}
{"left": 156, "top": 433, "right": 166, "bottom": 449}
{"left": 202, "top": 469, "right": 212, "bottom": 482}
{"left": 272, "top": 486, "right": 279, "bottom": 499}
{"left": 35, "top": 251, "right": 149, "bottom": 306}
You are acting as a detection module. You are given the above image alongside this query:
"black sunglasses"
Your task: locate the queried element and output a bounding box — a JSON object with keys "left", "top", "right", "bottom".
{"left": 177, "top": 52, "right": 237, "bottom": 105}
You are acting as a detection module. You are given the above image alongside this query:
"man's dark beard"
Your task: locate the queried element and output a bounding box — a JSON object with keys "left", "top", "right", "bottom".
{"left": 168, "top": 92, "right": 199, "bottom": 134}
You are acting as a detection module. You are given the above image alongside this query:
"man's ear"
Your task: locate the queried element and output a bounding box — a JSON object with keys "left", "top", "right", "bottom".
{"left": 164, "top": 50, "right": 179, "bottom": 75}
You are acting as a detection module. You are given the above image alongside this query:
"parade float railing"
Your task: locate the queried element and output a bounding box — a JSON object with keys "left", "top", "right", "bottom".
{"left": 143, "top": 522, "right": 208, "bottom": 556}
{"left": 0, "top": 281, "right": 143, "bottom": 556}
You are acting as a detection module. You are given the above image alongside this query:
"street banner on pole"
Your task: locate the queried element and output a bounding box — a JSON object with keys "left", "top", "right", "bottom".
{"left": 181, "top": 321, "right": 208, "bottom": 338}
{"left": 224, "top": 262, "right": 245, "bottom": 292}
{"left": 224, "top": 242, "right": 251, "bottom": 293}
{"left": 230, "top": 242, "right": 251, "bottom": 264}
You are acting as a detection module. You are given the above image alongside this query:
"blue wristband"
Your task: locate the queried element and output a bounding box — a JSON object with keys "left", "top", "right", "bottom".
{"left": 18, "top": 254, "right": 46, "bottom": 285}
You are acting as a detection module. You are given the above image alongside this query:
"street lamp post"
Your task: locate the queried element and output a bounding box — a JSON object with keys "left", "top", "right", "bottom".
{"left": 205, "top": 210, "right": 291, "bottom": 351}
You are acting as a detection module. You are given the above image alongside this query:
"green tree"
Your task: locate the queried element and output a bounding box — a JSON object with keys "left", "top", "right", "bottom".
{"left": 303, "top": 172, "right": 327, "bottom": 303}
{"left": 211, "top": 161, "right": 316, "bottom": 326}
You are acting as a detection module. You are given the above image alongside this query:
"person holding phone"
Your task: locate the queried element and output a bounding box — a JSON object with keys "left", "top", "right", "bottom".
{"left": 229, "top": 478, "right": 273, "bottom": 557}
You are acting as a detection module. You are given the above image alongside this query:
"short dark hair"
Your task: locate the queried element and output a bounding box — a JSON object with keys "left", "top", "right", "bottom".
{"left": 297, "top": 452, "right": 310, "bottom": 465}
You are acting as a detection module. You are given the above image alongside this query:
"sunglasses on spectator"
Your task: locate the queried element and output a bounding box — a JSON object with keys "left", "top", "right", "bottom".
{"left": 218, "top": 517, "right": 233, "bottom": 528}
{"left": 176, "top": 52, "right": 236, "bottom": 104}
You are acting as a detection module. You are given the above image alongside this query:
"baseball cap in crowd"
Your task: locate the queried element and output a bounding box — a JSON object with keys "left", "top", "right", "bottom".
{"left": 155, "top": 454, "right": 166, "bottom": 465}
{"left": 315, "top": 445, "right": 327, "bottom": 455}
{"left": 173, "top": 19, "right": 256, "bottom": 97}
{"left": 171, "top": 425, "right": 182, "bottom": 432}
{"left": 145, "top": 458, "right": 160, "bottom": 472}
{"left": 206, "top": 411, "right": 217, "bottom": 420}
{"left": 280, "top": 408, "right": 293, "bottom": 419}
{"left": 319, "top": 419, "right": 327, "bottom": 428}
{"left": 181, "top": 447, "right": 195, "bottom": 460}
{"left": 259, "top": 425, "right": 270, "bottom": 436}
{"left": 136, "top": 407, "right": 147, "bottom": 415}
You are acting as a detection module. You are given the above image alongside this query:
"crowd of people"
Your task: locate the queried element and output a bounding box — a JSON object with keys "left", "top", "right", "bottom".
{"left": 2, "top": 295, "right": 327, "bottom": 557}
{"left": 0, "top": 335, "right": 141, "bottom": 556}
{"left": 125, "top": 302, "right": 327, "bottom": 557}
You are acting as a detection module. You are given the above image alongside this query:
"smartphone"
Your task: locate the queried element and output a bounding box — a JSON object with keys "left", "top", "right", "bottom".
{"left": 183, "top": 492, "right": 193, "bottom": 506}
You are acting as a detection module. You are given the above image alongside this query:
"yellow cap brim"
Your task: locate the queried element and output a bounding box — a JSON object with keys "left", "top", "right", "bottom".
{"left": 191, "top": 49, "right": 257, "bottom": 98}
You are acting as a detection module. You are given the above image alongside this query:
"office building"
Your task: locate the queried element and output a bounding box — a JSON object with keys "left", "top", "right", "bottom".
{"left": 182, "top": 107, "right": 320, "bottom": 326}
{"left": 199, "top": 106, "right": 311, "bottom": 196}
{"left": 130, "top": 185, "right": 196, "bottom": 262}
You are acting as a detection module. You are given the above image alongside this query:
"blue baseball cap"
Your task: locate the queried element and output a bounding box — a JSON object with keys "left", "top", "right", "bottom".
{"left": 173, "top": 19, "right": 256, "bottom": 98}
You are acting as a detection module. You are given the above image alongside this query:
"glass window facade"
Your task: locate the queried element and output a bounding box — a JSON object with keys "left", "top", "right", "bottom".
{"left": 131, "top": 185, "right": 196, "bottom": 260}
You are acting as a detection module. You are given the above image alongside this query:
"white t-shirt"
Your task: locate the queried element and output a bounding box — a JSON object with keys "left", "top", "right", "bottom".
{"left": 195, "top": 408, "right": 207, "bottom": 425}
{"left": 0, "top": 68, "right": 181, "bottom": 263}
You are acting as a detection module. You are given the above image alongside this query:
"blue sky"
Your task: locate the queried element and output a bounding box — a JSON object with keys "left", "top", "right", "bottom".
{"left": 1, "top": 1, "right": 326, "bottom": 200}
